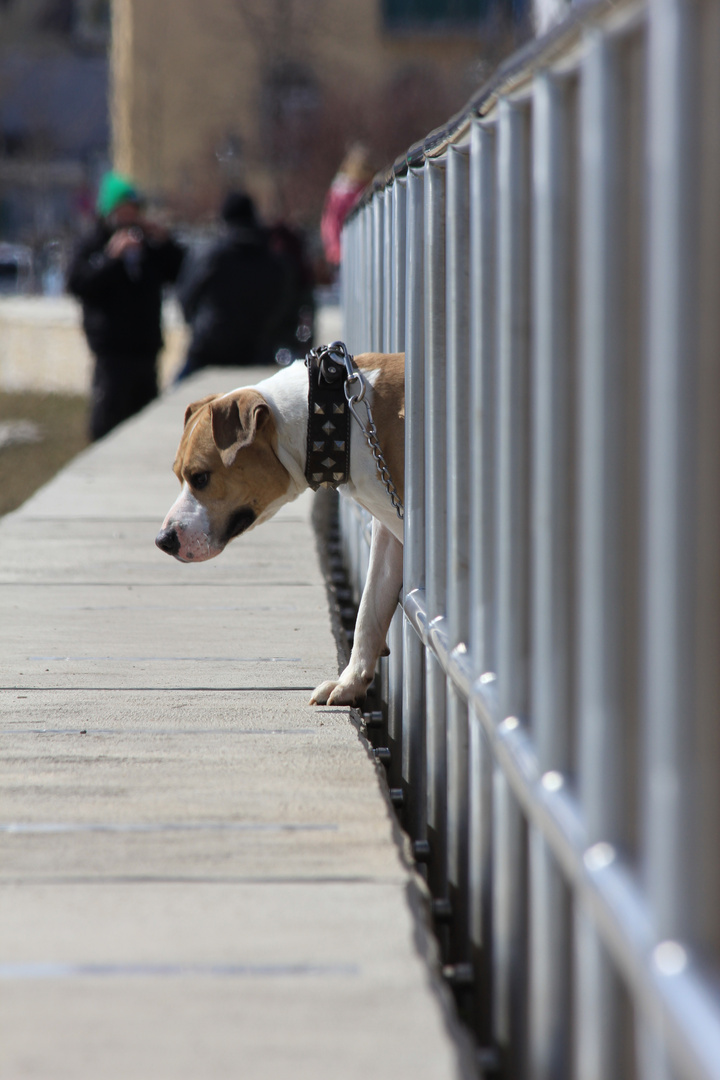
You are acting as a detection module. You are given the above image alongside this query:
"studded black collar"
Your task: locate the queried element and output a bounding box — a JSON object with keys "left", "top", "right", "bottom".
{"left": 304, "top": 347, "right": 352, "bottom": 491}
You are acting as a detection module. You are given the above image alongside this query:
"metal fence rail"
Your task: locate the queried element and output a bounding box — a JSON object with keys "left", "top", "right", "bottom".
{"left": 339, "top": 0, "right": 720, "bottom": 1077}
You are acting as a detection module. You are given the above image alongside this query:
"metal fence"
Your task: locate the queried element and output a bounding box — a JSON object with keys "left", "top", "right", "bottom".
{"left": 338, "top": 0, "right": 720, "bottom": 1077}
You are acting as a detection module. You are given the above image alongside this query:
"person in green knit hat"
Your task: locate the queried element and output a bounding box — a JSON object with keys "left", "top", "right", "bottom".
{"left": 95, "top": 171, "right": 140, "bottom": 217}
{"left": 67, "top": 170, "right": 185, "bottom": 440}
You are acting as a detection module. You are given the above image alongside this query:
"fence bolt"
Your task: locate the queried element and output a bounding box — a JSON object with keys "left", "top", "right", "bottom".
{"left": 362, "top": 710, "right": 384, "bottom": 728}
{"left": 389, "top": 788, "right": 404, "bottom": 806}
{"left": 413, "top": 839, "right": 431, "bottom": 862}
{"left": 442, "top": 962, "right": 474, "bottom": 988}
{"left": 432, "top": 898, "right": 453, "bottom": 923}
{"left": 373, "top": 747, "right": 391, "bottom": 764}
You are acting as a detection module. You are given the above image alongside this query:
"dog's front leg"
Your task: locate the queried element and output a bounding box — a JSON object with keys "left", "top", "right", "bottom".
{"left": 310, "top": 519, "right": 403, "bottom": 706}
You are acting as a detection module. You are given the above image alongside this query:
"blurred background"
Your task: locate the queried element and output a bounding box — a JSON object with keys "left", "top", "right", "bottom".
{"left": 0, "top": 0, "right": 533, "bottom": 296}
{"left": 0, "top": 0, "right": 536, "bottom": 509}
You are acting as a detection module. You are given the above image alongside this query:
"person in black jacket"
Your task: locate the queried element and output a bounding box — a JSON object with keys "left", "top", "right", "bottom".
{"left": 175, "top": 192, "right": 288, "bottom": 380}
{"left": 67, "top": 171, "right": 185, "bottom": 441}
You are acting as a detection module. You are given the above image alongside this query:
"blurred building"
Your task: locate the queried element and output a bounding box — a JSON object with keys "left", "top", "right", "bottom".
{"left": 111, "top": 0, "right": 530, "bottom": 226}
{"left": 0, "top": 0, "right": 110, "bottom": 288}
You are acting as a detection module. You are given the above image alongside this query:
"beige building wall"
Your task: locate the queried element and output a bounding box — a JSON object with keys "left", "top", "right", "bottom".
{"left": 110, "top": 0, "right": 490, "bottom": 219}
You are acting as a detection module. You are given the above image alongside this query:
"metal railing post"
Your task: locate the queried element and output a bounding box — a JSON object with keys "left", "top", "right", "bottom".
{"left": 402, "top": 167, "right": 427, "bottom": 841}
{"left": 528, "top": 70, "right": 576, "bottom": 1080}
{"left": 424, "top": 156, "right": 449, "bottom": 904}
{"left": 468, "top": 116, "right": 498, "bottom": 1050}
{"left": 493, "top": 97, "right": 531, "bottom": 1076}
{"left": 392, "top": 178, "right": 407, "bottom": 354}
{"left": 575, "top": 30, "right": 629, "bottom": 1080}
{"left": 446, "top": 141, "right": 472, "bottom": 964}
{"left": 372, "top": 194, "right": 384, "bottom": 351}
{"left": 641, "top": 2, "right": 708, "bottom": 1076}
{"left": 361, "top": 203, "right": 372, "bottom": 353}
{"left": 383, "top": 186, "right": 394, "bottom": 354}
{"left": 384, "top": 183, "right": 404, "bottom": 792}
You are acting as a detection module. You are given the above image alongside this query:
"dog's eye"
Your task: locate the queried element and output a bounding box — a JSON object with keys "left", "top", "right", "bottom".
{"left": 190, "top": 471, "right": 210, "bottom": 490}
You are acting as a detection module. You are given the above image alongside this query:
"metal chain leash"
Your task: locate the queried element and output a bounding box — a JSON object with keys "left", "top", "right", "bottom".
{"left": 307, "top": 342, "right": 404, "bottom": 521}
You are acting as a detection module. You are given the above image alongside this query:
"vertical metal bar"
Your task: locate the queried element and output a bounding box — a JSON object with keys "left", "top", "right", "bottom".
{"left": 468, "top": 695, "right": 495, "bottom": 1050}
{"left": 446, "top": 149, "right": 471, "bottom": 651}
{"left": 493, "top": 765, "right": 527, "bottom": 1078}
{"left": 386, "top": 607, "right": 404, "bottom": 792}
{"left": 354, "top": 211, "right": 362, "bottom": 352}
{"left": 468, "top": 117, "right": 497, "bottom": 1049}
{"left": 643, "top": 0, "right": 697, "bottom": 946}
{"left": 575, "top": 31, "right": 627, "bottom": 1080}
{"left": 351, "top": 213, "right": 362, "bottom": 349}
{"left": 529, "top": 72, "right": 575, "bottom": 1080}
{"left": 641, "top": 3, "right": 702, "bottom": 1077}
{"left": 446, "top": 143, "right": 472, "bottom": 962}
{"left": 574, "top": 908, "right": 624, "bottom": 1080}
{"left": 392, "top": 178, "right": 407, "bottom": 354}
{"left": 385, "top": 183, "right": 402, "bottom": 788}
{"left": 383, "top": 185, "right": 394, "bottom": 354}
{"left": 351, "top": 214, "right": 362, "bottom": 349}
{"left": 355, "top": 211, "right": 363, "bottom": 352}
{"left": 469, "top": 121, "right": 497, "bottom": 679}
{"left": 340, "top": 215, "right": 351, "bottom": 344}
{"left": 404, "top": 169, "right": 426, "bottom": 595}
{"left": 362, "top": 205, "right": 372, "bottom": 353}
{"left": 425, "top": 157, "right": 448, "bottom": 622}
{"left": 372, "top": 194, "right": 384, "bottom": 352}
{"left": 365, "top": 199, "right": 385, "bottom": 695}
{"left": 424, "top": 156, "right": 448, "bottom": 901}
{"left": 495, "top": 98, "right": 531, "bottom": 726}
{"left": 493, "top": 97, "right": 531, "bottom": 1076}
{"left": 531, "top": 74, "right": 575, "bottom": 777}
{"left": 375, "top": 189, "right": 391, "bottom": 741}
{"left": 692, "top": 0, "right": 720, "bottom": 991}
{"left": 577, "top": 31, "right": 626, "bottom": 848}
{"left": 403, "top": 167, "right": 427, "bottom": 839}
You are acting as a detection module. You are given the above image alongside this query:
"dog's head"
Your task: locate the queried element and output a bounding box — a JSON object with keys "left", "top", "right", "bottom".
{"left": 155, "top": 389, "right": 291, "bottom": 562}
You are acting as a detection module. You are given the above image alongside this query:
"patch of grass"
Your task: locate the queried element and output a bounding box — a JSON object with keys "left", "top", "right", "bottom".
{"left": 0, "top": 391, "right": 89, "bottom": 517}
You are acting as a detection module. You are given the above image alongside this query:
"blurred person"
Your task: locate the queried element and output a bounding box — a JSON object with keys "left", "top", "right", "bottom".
{"left": 175, "top": 192, "right": 288, "bottom": 380}
{"left": 67, "top": 171, "right": 185, "bottom": 441}
{"left": 320, "top": 143, "right": 374, "bottom": 273}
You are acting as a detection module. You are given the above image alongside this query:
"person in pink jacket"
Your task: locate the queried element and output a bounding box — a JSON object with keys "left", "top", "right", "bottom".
{"left": 321, "top": 143, "right": 375, "bottom": 272}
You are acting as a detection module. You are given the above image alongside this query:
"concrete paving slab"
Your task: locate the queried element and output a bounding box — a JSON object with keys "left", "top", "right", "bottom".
{"left": 0, "top": 688, "right": 340, "bottom": 731}
{"left": 2, "top": 582, "right": 333, "bottom": 691}
{"left": 1, "top": 974, "right": 454, "bottom": 1080}
{"left": 0, "top": 517, "right": 322, "bottom": 585}
{"left": 0, "top": 366, "right": 476, "bottom": 1079}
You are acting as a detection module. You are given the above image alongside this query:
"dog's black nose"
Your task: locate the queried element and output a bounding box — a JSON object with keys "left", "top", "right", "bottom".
{"left": 155, "top": 527, "right": 180, "bottom": 556}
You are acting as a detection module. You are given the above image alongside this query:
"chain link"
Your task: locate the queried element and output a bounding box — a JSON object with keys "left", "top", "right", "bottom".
{"left": 346, "top": 392, "right": 404, "bottom": 520}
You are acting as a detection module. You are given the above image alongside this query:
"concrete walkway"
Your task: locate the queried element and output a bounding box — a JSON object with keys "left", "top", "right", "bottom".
{"left": 0, "top": 368, "right": 474, "bottom": 1080}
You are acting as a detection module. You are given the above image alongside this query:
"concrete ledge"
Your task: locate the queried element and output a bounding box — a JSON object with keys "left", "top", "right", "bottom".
{"left": 0, "top": 296, "right": 187, "bottom": 393}
{"left": 0, "top": 297, "right": 343, "bottom": 395}
{"left": 0, "top": 368, "right": 475, "bottom": 1079}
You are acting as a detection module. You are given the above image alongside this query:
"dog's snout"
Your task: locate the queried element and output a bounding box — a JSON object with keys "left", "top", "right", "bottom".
{"left": 155, "top": 526, "right": 180, "bottom": 556}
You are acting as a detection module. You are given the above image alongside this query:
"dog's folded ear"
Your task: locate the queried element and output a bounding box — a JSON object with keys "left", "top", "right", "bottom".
{"left": 184, "top": 395, "right": 218, "bottom": 427}
{"left": 210, "top": 392, "right": 270, "bottom": 466}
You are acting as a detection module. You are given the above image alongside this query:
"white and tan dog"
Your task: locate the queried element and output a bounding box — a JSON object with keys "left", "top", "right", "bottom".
{"left": 156, "top": 354, "right": 404, "bottom": 706}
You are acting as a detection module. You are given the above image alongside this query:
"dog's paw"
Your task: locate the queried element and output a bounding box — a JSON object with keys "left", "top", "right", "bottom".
{"left": 308, "top": 679, "right": 338, "bottom": 706}
{"left": 309, "top": 674, "right": 369, "bottom": 706}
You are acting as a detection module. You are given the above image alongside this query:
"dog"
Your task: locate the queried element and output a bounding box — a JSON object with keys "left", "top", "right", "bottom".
{"left": 155, "top": 352, "right": 404, "bottom": 706}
